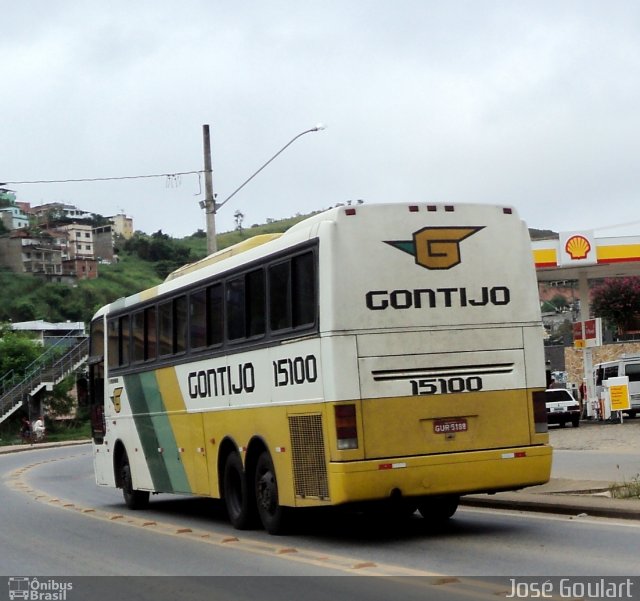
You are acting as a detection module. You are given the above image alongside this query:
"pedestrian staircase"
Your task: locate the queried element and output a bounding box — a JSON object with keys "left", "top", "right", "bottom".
{"left": 0, "top": 335, "right": 89, "bottom": 424}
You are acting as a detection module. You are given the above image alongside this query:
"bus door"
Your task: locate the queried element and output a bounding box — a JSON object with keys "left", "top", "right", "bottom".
{"left": 89, "top": 319, "right": 106, "bottom": 444}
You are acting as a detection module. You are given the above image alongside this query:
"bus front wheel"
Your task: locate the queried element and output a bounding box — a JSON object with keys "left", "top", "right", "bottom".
{"left": 223, "top": 452, "right": 256, "bottom": 530}
{"left": 255, "top": 451, "right": 289, "bottom": 535}
{"left": 120, "top": 456, "right": 149, "bottom": 510}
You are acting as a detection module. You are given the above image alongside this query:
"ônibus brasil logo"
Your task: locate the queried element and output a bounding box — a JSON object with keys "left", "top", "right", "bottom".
{"left": 8, "top": 577, "right": 73, "bottom": 601}
{"left": 385, "top": 226, "right": 484, "bottom": 270}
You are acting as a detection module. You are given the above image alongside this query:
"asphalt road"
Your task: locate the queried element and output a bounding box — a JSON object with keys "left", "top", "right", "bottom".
{"left": 2, "top": 444, "right": 639, "bottom": 583}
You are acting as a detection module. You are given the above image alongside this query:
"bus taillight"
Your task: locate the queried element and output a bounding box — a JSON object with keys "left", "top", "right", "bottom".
{"left": 335, "top": 404, "right": 358, "bottom": 450}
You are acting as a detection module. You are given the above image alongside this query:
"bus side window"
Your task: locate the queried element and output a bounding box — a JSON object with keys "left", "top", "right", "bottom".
{"left": 107, "top": 319, "right": 119, "bottom": 370}
{"left": 208, "top": 283, "right": 224, "bottom": 346}
{"left": 119, "top": 315, "right": 130, "bottom": 366}
{"left": 246, "top": 268, "right": 265, "bottom": 338}
{"left": 292, "top": 251, "right": 316, "bottom": 327}
{"left": 269, "top": 261, "right": 291, "bottom": 331}
{"left": 145, "top": 306, "right": 157, "bottom": 360}
{"left": 158, "top": 300, "right": 173, "bottom": 356}
{"left": 227, "top": 277, "right": 246, "bottom": 341}
{"left": 132, "top": 311, "right": 145, "bottom": 362}
{"left": 190, "top": 289, "right": 207, "bottom": 350}
{"left": 174, "top": 296, "right": 188, "bottom": 354}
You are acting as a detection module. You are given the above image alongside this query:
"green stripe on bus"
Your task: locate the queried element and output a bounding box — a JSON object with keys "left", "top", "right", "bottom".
{"left": 124, "top": 373, "right": 191, "bottom": 494}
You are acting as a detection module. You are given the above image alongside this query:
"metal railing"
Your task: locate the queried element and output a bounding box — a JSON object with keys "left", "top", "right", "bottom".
{"left": 0, "top": 336, "right": 89, "bottom": 423}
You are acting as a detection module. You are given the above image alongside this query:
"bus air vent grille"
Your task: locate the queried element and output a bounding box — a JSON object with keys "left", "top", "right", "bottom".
{"left": 288, "top": 414, "right": 329, "bottom": 500}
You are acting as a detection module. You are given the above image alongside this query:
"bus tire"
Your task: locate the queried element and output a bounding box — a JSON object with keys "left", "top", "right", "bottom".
{"left": 223, "top": 452, "right": 257, "bottom": 530}
{"left": 120, "top": 456, "right": 149, "bottom": 510}
{"left": 417, "top": 494, "right": 459, "bottom": 522}
{"left": 255, "top": 451, "right": 288, "bottom": 535}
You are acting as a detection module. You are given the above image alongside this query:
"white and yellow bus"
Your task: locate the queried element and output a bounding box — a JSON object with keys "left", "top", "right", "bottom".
{"left": 89, "top": 203, "right": 551, "bottom": 533}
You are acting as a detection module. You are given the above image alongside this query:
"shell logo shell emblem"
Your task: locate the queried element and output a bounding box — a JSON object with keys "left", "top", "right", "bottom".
{"left": 564, "top": 235, "right": 592, "bottom": 260}
{"left": 385, "top": 226, "right": 484, "bottom": 270}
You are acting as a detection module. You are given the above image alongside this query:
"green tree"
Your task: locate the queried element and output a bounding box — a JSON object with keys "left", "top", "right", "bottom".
{"left": 0, "top": 328, "right": 42, "bottom": 376}
{"left": 44, "top": 375, "right": 76, "bottom": 419}
{"left": 12, "top": 300, "right": 37, "bottom": 321}
{"left": 549, "top": 294, "right": 569, "bottom": 311}
{"left": 590, "top": 277, "right": 640, "bottom": 334}
{"left": 234, "top": 210, "right": 245, "bottom": 232}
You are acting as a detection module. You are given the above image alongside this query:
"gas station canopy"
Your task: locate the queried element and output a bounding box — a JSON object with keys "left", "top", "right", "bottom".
{"left": 532, "top": 231, "right": 640, "bottom": 282}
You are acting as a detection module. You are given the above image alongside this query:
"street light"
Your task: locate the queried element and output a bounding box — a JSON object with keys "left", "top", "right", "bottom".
{"left": 202, "top": 124, "right": 325, "bottom": 254}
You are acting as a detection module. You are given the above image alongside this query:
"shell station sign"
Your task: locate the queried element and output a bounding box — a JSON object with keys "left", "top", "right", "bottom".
{"left": 532, "top": 232, "right": 640, "bottom": 277}
{"left": 558, "top": 231, "right": 598, "bottom": 267}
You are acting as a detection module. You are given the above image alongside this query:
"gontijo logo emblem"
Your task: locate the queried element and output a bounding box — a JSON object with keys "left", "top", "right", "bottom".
{"left": 385, "top": 226, "right": 484, "bottom": 270}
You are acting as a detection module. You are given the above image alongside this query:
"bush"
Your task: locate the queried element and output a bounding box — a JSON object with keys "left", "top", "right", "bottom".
{"left": 591, "top": 277, "right": 640, "bottom": 334}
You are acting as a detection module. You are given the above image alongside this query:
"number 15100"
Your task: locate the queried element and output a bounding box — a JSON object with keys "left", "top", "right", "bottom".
{"left": 410, "top": 376, "right": 483, "bottom": 395}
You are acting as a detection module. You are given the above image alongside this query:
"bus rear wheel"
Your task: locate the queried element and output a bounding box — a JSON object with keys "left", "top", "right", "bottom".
{"left": 223, "top": 452, "right": 257, "bottom": 530}
{"left": 120, "top": 456, "right": 149, "bottom": 510}
{"left": 417, "top": 494, "right": 459, "bottom": 522}
{"left": 255, "top": 451, "right": 289, "bottom": 535}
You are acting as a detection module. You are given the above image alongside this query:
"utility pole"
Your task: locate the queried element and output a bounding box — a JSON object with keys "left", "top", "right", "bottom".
{"left": 200, "top": 123, "right": 324, "bottom": 255}
{"left": 202, "top": 124, "right": 217, "bottom": 254}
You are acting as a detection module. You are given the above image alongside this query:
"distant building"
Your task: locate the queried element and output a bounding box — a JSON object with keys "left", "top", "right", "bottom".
{"left": 59, "top": 223, "right": 94, "bottom": 260}
{"left": 56, "top": 224, "right": 98, "bottom": 279}
{"left": 0, "top": 230, "right": 64, "bottom": 281}
{"left": 30, "top": 202, "right": 93, "bottom": 225}
{"left": 11, "top": 320, "right": 86, "bottom": 347}
{"left": 108, "top": 213, "right": 134, "bottom": 239}
{"left": 63, "top": 257, "right": 97, "bottom": 280}
{"left": 0, "top": 204, "right": 29, "bottom": 230}
{"left": 0, "top": 187, "right": 16, "bottom": 203}
{"left": 0, "top": 201, "right": 122, "bottom": 281}
{"left": 0, "top": 188, "right": 30, "bottom": 231}
{"left": 93, "top": 224, "right": 116, "bottom": 263}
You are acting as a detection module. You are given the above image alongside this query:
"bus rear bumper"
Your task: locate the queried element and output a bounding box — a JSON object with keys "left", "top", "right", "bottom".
{"left": 326, "top": 444, "right": 552, "bottom": 505}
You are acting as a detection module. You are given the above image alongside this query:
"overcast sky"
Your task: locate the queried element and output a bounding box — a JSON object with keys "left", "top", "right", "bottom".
{"left": 2, "top": 1, "right": 640, "bottom": 239}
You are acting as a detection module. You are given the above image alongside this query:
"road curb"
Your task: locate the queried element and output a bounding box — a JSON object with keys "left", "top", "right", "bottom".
{"left": 461, "top": 491, "right": 640, "bottom": 520}
{"left": 0, "top": 440, "right": 91, "bottom": 455}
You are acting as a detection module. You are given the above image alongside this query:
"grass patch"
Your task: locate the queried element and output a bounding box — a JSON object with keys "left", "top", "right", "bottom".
{"left": 609, "top": 475, "right": 640, "bottom": 499}
{"left": 45, "top": 420, "right": 92, "bottom": 443}
{"left": 0, "top": 417, "right": 91, "bottom": 446}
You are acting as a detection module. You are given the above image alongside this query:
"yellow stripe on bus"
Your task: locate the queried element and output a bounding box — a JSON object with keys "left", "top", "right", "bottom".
{"left": 156, "top": 368, "right": 211, "bottom": 495}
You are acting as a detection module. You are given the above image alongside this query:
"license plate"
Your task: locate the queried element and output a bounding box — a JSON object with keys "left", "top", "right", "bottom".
{"left": 434, "top": 418, "right": 468, "bottom": 434}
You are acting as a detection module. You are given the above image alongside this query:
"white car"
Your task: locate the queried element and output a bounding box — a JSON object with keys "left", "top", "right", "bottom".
{"left": 545, "top": 388, "right": 581, "bottom": 428}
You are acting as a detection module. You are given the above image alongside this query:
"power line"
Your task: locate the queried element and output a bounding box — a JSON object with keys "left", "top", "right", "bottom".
{"left": 594, "top": 218, "right": 640, "bottom": 232}
{"left": 3, "top": 170, "right": 203, "bottom": 185}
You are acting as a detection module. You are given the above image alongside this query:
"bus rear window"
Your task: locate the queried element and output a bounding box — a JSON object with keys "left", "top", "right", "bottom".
{"left": 269, "top": 251, "right": 316, "bottom": 332}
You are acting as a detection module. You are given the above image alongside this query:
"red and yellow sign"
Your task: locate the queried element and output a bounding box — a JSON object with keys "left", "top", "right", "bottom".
{"left": 533, "top": 234, "right": 640, "bottom": 270}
